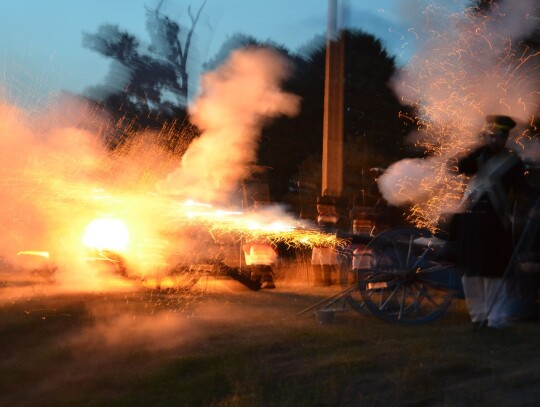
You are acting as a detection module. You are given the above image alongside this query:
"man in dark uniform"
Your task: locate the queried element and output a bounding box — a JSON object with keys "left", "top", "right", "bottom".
{"left": 456, "top": 115, "right": 529, "bottom": 328}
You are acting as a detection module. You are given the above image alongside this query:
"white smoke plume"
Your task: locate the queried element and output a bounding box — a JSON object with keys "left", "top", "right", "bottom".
{"left": 157, "top": 47, "right": 301, "bottom": 204}
{"left": 378, "top": 158, "right": 436, "bottom": 206}
{"left": 379, "top": 0, "right": 540, "bottom": 227}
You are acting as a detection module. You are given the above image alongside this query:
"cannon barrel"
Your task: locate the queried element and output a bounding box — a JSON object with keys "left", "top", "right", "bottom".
{"left": 335, "top": 231, "right": 373, "bottom": 245}
{"left": 337, "top": 229, "right": 458, "bottom": 264}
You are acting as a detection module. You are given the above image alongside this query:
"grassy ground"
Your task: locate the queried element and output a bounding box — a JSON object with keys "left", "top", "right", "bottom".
{"left": 1, "top": 269, "right": 540, "bottom": 407}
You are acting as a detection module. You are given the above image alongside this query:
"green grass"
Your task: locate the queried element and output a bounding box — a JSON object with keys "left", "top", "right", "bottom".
{"left": 1, "top": 281, "right": 540, "bottom": 406}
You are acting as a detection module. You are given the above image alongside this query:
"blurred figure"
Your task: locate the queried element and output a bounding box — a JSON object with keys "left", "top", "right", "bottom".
{"left": 311, "top": 195, "right": 339, "bottom": 286}
{"left": 240, "top": 166, "right": 278, "bottom": 289}
{"left": 243, "top": 238, "right": 277, "bottom": 289}
{"left": 455, "top": 115, "right": 532, "bottom": 329}
{"left": 348, "top": 195, "right": 377, "bottom": 277}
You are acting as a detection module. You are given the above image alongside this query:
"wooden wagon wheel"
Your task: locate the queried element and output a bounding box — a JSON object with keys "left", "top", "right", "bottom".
{"left": 354, "top": 227, "right": 458, "bottom": 324}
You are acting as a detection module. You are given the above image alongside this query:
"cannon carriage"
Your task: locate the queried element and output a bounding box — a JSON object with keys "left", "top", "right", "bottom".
{"left": 335, "top": 190, "right": 540, "bottom": 324}
{"left": 338, "top": 227, "right": 464, "bottom": 324}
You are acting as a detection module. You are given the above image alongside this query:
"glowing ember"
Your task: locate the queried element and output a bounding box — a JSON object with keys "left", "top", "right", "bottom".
{"left": 83, "top": 219, "right": 130, "bottom": 252}
{"left": 17, "top": 250, "right": 50, "bottom": 258}
{"left": 171, "top": 200, "right": 342, "bottom": 249}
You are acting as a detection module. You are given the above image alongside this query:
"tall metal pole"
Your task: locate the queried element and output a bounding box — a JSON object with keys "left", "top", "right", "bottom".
{"left": 321, "top": 0, "right": 344, "bottom": 198}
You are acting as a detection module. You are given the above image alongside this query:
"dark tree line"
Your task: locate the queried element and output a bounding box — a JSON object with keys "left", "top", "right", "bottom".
{"left": 80, "top": 1, "right": 207, "bottom": 152}
{"left": 83, "top": 0, "right": 206, "bottom": 110}
{"left": 258, "top": 31, "right": 414, "bottom": 216}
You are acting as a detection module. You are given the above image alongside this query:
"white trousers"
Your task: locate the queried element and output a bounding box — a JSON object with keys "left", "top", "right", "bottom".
{"left": 461, "top": 275, "right": 515, "bottom": 328}
{"left": 311, "top": 247, "right": 338, "bottom": 266}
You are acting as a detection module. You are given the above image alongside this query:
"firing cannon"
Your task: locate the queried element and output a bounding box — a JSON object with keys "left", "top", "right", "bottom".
{"left": 81, "top": 218, "right": 271, "bottom": 291}
{"left": 85, "top": 250, "right": 265, "bottom": 291}
{"left": 18, "top": 245, "right": 265, "bottom": 292}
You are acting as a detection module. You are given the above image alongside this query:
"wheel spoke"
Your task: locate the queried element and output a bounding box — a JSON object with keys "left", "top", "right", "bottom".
{"left": 411, "top": 240, "right": 433, "bottom": 270}
{"left": 379, "top": 283, "right": 400, "bottom": 310}
{"left": 402, "top": 285, "right": 420, "bottom": 317}
{"left": 391, "top": 240, "right": 404, "bottom": 269}
{"left": 405, "top": 235, "right": 413, "bottom": 269}
{"left": 397, "top": 286, "right": 406, "bottom": 319}
{"left": 417, "top": 264, "right": 454, "bottom": 274}
{"left": 412, "top": 286, "right": 423, "bottom": 315}
{"left": 414, "top": 282, "right": 441, "bottom": 307}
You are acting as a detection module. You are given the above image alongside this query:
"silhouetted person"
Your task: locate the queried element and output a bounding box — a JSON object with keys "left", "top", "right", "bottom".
{"left": 243, "top": 237, "right": 277, "bottom": 289}
{"left": 456, "top": 115, "right": 530, "bottom": 328}
{"left": 311, "top": 195, "right": 339, "bottom": 286}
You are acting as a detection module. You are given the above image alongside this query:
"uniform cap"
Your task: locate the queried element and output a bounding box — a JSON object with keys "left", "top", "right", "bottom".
{"left": 485, "top": 115, "right": 516, "bottom": 130}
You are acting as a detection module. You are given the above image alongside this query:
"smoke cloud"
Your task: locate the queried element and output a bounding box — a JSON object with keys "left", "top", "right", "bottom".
{"left": 378, "top": 158, "right": 435, "bottom": 206}
{"left": 379, "top": 0, "right": 540, "bottom": 225}
{"left": 156, "top": 47, "right": 300, "bottom": 204}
